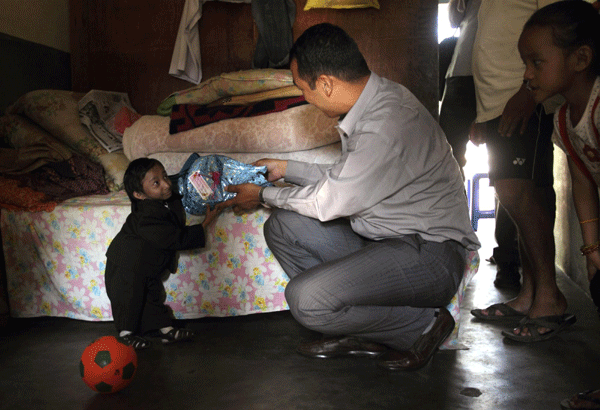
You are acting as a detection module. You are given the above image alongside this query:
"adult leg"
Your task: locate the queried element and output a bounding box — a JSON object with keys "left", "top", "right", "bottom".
{"left": 492, "top": 202, "right": 521, "bottom": 289}
{"left": 439, "top": 76, "right": 477, "bottom": 171}
{"left": 265, "top": 209, "right": 466, "bottom": 350}
{"left": 264, "top": 208, "right": 369, "bottom": 280}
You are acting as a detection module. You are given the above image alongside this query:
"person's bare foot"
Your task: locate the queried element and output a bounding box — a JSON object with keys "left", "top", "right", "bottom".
{"left": 507, "top": 291, "right": 567, "bottom": 337}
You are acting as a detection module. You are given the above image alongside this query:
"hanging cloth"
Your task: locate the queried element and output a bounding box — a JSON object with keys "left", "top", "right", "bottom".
{"left": 251, "top": 0, "right": 296, "bottom": 69}
{"left": 169, "top": 0, "right": 203, "bottom": 84}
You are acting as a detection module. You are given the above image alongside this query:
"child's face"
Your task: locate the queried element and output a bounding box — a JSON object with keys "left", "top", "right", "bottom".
{"left": 133, "top": 163, "right": 173, "bottom": 201}
{"left": 519, "top": 26, "right": 576, "bottom": 104}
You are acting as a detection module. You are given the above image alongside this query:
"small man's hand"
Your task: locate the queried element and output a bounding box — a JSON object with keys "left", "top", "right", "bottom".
{"left": 219, "top": 183, "right": 262, "bottom": 213}
{"left": 201, "top": 204, "right": 222, "bottom": 229}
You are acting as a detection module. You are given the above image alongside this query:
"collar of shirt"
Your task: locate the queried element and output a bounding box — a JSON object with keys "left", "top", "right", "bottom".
{"left": 337, "top": 72, "right": 380, "bottom": 138}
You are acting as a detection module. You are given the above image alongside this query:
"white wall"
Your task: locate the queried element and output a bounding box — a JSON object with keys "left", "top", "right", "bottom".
{"left": 0, "top": 0, "right": 70, "bottom": 52}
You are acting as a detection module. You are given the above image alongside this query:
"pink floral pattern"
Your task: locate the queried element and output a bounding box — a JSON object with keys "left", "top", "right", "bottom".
{"left": 1, "top": 191, "right": 287, "bottom": 321}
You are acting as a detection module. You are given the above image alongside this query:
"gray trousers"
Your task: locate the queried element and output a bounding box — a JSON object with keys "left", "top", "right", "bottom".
{"left": 265, "top": 209, "right": 467, "bottom": 350}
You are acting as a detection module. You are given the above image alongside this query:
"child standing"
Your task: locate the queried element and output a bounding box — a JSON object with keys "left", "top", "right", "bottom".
{"left": 105, "top": 158, "right": 220, "bottom": 349}
{"left": 517, "top": 1, "right": 600, "bottom": 408}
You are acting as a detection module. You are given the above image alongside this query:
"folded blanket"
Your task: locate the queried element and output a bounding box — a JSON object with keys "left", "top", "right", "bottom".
{"left": 12, "top": 154, "right": 110, "bottom": 204}
{"left": 207, "top": 85, "right": 302, "bottom": 107}
{"left": 157, "top": 69, "right": 295, "bottom": 116}
{"left": 0, "top": 175, "right": 57, "bottom": 212}
{"left": 170, "top": 96, "right": 307, "bottom": 134}
{"left": 123, "top": 104, "right": 340, "bottom": 159}
{"left": 0, "top": 114, "right": 73, "bottom": 175}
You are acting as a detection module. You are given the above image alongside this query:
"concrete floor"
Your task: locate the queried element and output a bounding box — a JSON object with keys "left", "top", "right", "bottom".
{"left": 1, "top": 218, "right": 599, "bottom": 410}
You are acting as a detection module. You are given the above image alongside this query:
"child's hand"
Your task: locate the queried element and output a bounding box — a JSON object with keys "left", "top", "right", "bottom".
{"left": 201, "top": 204, "right": 222, "bottom": 229}
{"left": 498, "top": 85, "right": 536, "bottom": 137}
{"left": 587, "top": 252, "right": 600, "bottom": 282}
{"left": 469, "top": 122, "right": 486, "bottom": 146}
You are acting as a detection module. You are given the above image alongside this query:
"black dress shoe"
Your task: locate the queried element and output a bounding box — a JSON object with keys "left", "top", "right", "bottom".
{"left": 297, "top": 336, "right": 388, "bottom": 359}
{"left": 378, "top": 307, "right": 455, "bottom": 371}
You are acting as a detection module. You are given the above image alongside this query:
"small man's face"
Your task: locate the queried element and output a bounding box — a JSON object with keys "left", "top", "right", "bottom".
{"left": 134, "top": 163, "right": 173, "bottom": 201}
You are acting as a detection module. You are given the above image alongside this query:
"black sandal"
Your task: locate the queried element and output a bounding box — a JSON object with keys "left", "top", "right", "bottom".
{"left": 120, "top": 334, "right": 151, "bottom": 350}
{"left": 161, "top": 328, "right": 195, "bottom": 344}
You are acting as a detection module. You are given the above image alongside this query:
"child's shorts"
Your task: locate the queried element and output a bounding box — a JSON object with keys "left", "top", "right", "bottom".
{"left": 483, "top": 105, "right": 554, "bottom": 188}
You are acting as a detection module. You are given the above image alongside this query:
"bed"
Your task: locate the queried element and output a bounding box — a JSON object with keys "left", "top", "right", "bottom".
{"left": 0, "top": 0, "right": 479, "bottom": 348}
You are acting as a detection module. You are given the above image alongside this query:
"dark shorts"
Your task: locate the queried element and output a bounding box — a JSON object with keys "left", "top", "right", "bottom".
{"left": 484, "top": 105, "right": 554, "bottom": 187}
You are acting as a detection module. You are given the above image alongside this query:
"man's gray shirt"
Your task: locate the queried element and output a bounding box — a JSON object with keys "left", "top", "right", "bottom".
{"left": 262, "top": 73, "right": 480, "bottom": 250}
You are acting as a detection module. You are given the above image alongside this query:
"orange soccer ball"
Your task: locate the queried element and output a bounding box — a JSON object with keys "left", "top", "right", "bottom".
{"left": 79, "top": 336, "right": 137, "bottom": 393}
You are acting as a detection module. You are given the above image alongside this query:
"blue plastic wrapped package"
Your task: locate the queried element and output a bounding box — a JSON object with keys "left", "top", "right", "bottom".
{"left": 173, "top": 153, "right": 272, "bottom": 215}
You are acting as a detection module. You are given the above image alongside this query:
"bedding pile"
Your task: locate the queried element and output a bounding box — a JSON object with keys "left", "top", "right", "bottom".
{"left": 0, "top": 90, "right": 133, "bottom": 211}
{"left": 124, "top": 69, "right": 340, "bottom": 160}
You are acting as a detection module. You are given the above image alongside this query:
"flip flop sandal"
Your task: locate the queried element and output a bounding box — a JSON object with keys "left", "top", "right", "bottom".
{"left": 161, "top": 328, "right": 195, "bottom": 344}
{"left": 120, "top": 334, "right": 151, "bottom": 350}
{"left": 470, "top": 303, "right": 527, "bottom": 322}
{"left": 560, "top": 389, "right": 600, "bottom": 409}
{"left": 501, "top": 314, "right": 577, "bottom": 343}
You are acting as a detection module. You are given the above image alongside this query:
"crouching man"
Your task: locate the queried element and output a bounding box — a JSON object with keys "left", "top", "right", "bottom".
{"left": 220, "top": 23, "right": 480, "bottom": 370}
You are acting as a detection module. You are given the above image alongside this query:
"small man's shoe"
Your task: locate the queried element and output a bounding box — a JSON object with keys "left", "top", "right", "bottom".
{"left": 378, "top": 307, "right": 455, "bottom": 371}
{"left": 297, "top": 336, "right": 388, "bottom": 359}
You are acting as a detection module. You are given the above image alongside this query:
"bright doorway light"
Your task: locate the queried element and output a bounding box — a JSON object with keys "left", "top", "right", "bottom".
{"left": 438, "top": 3, "right": 458, "bottom": 42}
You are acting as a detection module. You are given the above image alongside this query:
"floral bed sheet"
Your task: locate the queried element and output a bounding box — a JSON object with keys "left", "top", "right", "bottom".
{"left": 1, "top": 191, "right": 287, "bottom": 321}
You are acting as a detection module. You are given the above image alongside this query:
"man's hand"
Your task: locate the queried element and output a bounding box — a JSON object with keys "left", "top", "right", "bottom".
{"left": 254, "top": 159, "right": 288, "bottom": 182}
{"left": 219, "top": 183, "right": 262, "bottom": 213}
{"left": 498, "top": 85, "right": 536, "bottom": 137}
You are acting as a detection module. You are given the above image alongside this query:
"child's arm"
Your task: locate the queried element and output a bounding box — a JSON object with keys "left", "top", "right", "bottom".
{"left": 498, "top": 82, "right": 537, "bottom": 138}
{"left": 568, "top": 157, "right": 600, "bottom": 280}
{"left": 201, "top": 204, "right": 222, "bottom": 229}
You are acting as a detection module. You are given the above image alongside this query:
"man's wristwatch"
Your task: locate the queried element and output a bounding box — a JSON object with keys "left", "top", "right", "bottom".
{"left": 258, "top": 186, "right": 266, "bottom": 205}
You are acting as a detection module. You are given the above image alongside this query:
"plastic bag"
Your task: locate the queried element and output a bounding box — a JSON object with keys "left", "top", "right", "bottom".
{"left": 174, "top": 153, "right": 272, "bottom": 215}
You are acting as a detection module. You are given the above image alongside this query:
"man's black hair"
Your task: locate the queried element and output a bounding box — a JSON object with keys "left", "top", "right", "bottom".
{"left": 289, "top": 23, "right": 370, "bottom": 89}
{"left": 123, "top": 157, "right": 162, "bottom": 204}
